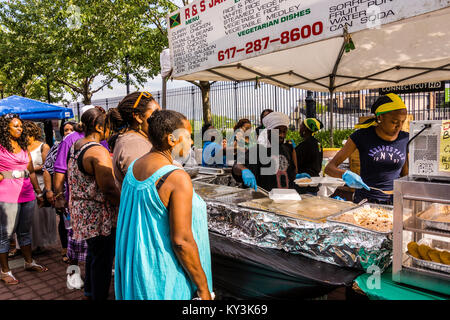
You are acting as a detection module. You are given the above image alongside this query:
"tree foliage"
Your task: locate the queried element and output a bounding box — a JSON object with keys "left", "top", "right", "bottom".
{"left": 0, "top": 0, "right": 176, "bottom": 104}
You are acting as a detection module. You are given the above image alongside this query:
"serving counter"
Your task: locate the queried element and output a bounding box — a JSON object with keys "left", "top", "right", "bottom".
{"left": 193, "top": 176, "right": 395, "bottom": 273}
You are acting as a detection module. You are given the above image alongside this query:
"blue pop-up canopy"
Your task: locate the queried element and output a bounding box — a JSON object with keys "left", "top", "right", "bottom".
{"left": 0, "top": 95, "right": 73, "bottom": 120}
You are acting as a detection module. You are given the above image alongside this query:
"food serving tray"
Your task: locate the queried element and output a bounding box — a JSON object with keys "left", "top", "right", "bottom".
{"left": 406, "top": 252, "right": 450, "bottom": 275}
{"left": 295, "top": 176, "right": 345, "bottom": 187}
{"left": 327, "top": 204, "right": 394, "bottom": 235}
{"left": 197, "top": 167, "right": 225, "bottom": 175}
{"left": 213, "top": 188, "right": 267, "bottom": 204}
{"left": 416, "top": 203, "right": 450, "bottom": 232}
{"left": 238, "top": 194, "right": 357, "bottom": 223}
{"left": 193, "top": 181, "right": 242, "bottom": 200}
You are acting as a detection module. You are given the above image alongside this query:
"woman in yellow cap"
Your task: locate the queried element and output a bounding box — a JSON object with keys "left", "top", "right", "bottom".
{"left": 325, "top": 93, "right": 409, "bottom": 205}
{"left": 294, "top": 118, "right": 324, "bottom": 195}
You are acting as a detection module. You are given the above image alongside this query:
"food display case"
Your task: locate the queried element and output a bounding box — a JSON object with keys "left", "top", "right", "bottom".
{"left": 392, "top": 176, "right": 450, "bottom": 295}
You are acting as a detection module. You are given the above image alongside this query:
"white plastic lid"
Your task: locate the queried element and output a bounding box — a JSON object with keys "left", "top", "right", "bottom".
{"left": 269, "top": 189, "right": 302, "bottom": 202}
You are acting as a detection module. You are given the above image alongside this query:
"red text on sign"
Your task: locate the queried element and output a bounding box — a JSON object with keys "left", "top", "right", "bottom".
{"left": 218, "top": 21, "right": 324, "bottom": 62}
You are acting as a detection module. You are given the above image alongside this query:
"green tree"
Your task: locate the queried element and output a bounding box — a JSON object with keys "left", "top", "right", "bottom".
{"left": 0, "top": 0, "right": 175, "bottom": 104}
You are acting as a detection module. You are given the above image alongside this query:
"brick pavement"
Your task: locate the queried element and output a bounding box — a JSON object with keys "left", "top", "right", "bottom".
{"left": 0, "top": 246, "right": 115, "bottom": 300}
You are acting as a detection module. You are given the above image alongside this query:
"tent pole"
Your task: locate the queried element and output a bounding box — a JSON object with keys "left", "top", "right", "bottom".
{"left": 329, "top": 89, "right": 334, "bottom": 148}
{"left": 162, "top": 75, "right": 167, "bottom": 110}
{"left": 45, "top": 77, "right": 54, "bottom": 147}
{"left": 328, "top": 28, "right": 351, "bottom": 148}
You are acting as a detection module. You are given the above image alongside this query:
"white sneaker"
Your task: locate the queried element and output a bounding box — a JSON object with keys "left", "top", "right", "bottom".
{"left": 67, "top": 272, "right": 84, "bottom": 290}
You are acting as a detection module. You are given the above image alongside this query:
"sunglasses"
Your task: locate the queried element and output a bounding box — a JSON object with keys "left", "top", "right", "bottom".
{"left": 94, "top": 106, "right": 106, "bottom": 114}
{"left": 4, "top": 113, "right": 20, "bottom": 119}
{"left": 132, "top": 91, "right": 153, "bottom": 109}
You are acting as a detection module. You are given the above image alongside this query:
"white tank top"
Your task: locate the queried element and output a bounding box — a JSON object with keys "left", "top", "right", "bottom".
{"left": 30, "top": 142, "right": 44, "bottom": 187}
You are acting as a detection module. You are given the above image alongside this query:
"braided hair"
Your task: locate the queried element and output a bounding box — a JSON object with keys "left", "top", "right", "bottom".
{"left": 0, "top": 114, "right": 29, "bottom": 152}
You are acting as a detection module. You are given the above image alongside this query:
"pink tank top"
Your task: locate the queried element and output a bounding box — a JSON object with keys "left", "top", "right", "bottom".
{"left": 0, "top": 145, "right": 35, "bottom": 203}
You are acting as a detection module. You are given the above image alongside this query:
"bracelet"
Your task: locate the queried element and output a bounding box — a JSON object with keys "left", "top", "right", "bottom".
{"left": 36, "top": 193, "right": 44, "bottom": 198}
{"left": 55, "top": 192, "right": 65, "bottom": 199}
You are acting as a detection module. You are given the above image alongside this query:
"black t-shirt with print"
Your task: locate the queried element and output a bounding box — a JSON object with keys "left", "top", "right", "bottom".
{"left": 350, "top": 127, "right": 409, "bottom": 203}
{"left": 232, "top": 143, "right": 297, "bottom": 192}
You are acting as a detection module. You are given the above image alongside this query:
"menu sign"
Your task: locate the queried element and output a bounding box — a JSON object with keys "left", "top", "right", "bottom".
{"left": 167, "top": 0, "right": 448, "bottom": 78}
{"left": 440, "top": 119, "right": 450, "bottom": 172}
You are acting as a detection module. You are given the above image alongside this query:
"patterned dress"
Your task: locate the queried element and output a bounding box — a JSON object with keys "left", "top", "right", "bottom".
{"left": 67, "top": 141, "right": 116, "bottom": 241}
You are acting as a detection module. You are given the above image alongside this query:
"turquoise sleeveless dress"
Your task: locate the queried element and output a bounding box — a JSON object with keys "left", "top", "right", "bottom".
{"left": 114, "top": 162, "right": 213, "bottom": 300}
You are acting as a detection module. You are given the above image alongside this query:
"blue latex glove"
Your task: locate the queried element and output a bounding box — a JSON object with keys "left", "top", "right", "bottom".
{"left": 242, "top": 169, "right": 257, "bottom": 191}
{"left": 342, "top": 170, "right": 370, "bottom": 191}
{"left": 333, "top": 196, "right": 345, "bottom": 201}
{"left": 290, "top": 139, "right": 296, "bottom": 149}
{"left": 296, "top": 173, "right": 311, "bottom": 180}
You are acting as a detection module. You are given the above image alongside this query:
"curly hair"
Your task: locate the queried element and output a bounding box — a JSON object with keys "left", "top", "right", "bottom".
{"left": 0, "top": 114, "right": 29, "bottom": 153}
{"left": 233, "top": 118, "right": 251, "bottom": 132}
{"left": 23, "top": 120, "right": 43, "bottom": 142}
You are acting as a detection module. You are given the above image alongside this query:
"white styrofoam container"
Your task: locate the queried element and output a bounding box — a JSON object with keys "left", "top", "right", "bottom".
{"left": 269, "top": 189, "right": 302, "bottom": 203}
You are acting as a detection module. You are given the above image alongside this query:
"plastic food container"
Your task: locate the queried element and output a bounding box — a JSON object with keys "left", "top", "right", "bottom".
{"left": 268, "top": 188, "right": 301, "bottom": 203}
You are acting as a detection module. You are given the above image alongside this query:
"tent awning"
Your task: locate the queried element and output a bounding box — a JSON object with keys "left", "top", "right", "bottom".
{"left": 168, "top": 1, "right": 450, "bottom": 92}
{"left": 0, "top": 95, "right": 74, "bottom": 120}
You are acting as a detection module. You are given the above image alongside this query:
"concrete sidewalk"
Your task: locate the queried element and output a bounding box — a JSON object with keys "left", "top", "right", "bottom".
{"left": 0, "top": 246, "right": 115, "bottom": 300}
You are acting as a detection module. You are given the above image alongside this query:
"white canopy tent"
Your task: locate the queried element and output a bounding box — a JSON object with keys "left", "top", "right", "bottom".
{"left": 167, "top": 0, "right": 450, "bottom": 145}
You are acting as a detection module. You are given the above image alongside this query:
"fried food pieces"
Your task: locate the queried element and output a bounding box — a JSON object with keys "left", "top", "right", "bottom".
{"left": 418, "top": 244, "right": 432, "bottom": 261}
{"left": 407, "top": 242, "right": 420, "bottom": 259}
{"left": 440, "top": 251, "right": 450, "bottom": 265}
{"left": 407, "top": 241, "right": 450, "bottom": 265}
{"left": 428, "top": 250, "right": 442, "bottom": 263}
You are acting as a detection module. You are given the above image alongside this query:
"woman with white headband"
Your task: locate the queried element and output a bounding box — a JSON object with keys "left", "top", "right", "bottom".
{"left": 232, "top": 112, "right": 297, "bottom": 192}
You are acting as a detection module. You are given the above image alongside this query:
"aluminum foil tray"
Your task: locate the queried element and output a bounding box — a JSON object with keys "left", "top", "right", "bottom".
{"left": 417, "top": 203, "right": 450, "bottom": 232}
{"left": 198, "top": 167, "right": 225, "bottom": 175}
{"left": 406, "top": 252, "right": 450, "bottom": 275}
{"left": 194, "top": 174, "right": 242, "bottom": 188}
{"left": 193, "top": 181, "right": 242, "bottom": 200}
{"left": 238, "top": 194, "right": 357, "bottom": 223}
{"left": 206, "top": 200, "right": 393, "bottom": 272}
{"left": 327, "top": 204, "right": 394, "bottom": 235}
{"left": 213, "top": 188, "right": 267, "bottom": 204}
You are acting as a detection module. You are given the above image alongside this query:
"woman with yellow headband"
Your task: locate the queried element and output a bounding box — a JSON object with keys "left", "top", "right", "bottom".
{"left": 325, "top": 93, "right": 409, "bottom": 205}
{"left": 294, "top": 118, "right": 324, "bottom": 195}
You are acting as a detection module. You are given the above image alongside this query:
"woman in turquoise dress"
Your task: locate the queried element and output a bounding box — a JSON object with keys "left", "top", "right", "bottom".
{"left": 115, "top": 110, "right": 213, "bottom": 300}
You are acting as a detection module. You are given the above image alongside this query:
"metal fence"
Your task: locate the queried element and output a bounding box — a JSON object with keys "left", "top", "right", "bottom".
{"left": 66, "top": 81, "right": 450, "bottom": 133}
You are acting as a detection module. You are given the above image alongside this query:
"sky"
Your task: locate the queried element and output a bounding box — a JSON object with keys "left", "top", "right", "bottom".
{"left": 81, "top": 75, "right": 191, "bottom": 102}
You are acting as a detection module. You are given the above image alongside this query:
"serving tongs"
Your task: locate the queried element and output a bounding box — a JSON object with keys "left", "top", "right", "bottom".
{"left": 369, "top": 187, "right": 394, "bottom": 195}
{"left": 257, "top": 186, "right": 270, "bottom": 197}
